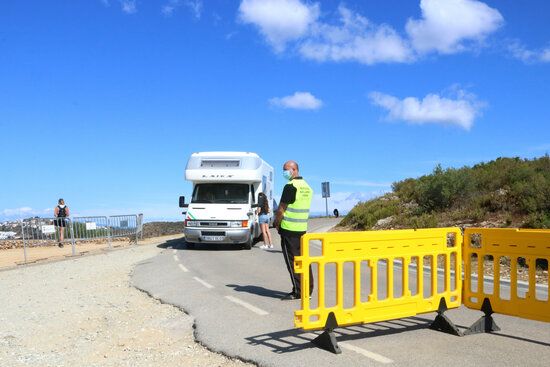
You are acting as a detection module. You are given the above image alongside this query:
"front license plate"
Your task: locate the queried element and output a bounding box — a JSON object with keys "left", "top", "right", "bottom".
{"left": 203, "top": 236, "right": 225, "bottom": 241}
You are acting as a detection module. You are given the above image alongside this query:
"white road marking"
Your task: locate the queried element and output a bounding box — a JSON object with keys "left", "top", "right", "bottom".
{"left": 193, "top": 276, "right": 214, "bottom": 289}
{"left": 225, "top": 296, "right": 269, "bottom": 316}
{"left": 173, "top": 254, "right": 179, "bottom": 262}
{"left": 339, "top": 342, "right": 393, "bottom": 364}
{"left": 302, "top": 333, "right": 393, "bottom": 363}
{"left": 172, "top": 249, "right": 177, "bottom": 254}
{"left": 178, "top": 264, "right": 189, "bottom": 272}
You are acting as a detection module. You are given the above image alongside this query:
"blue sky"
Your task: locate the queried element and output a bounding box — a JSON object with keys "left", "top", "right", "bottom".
{"left": 1, "top": 0, "right": 549, "bottom": 221}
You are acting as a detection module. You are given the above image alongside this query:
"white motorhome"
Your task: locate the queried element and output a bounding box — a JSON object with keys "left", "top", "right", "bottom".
{"left": 179, "top": 152, "right": 274, "bottom": 249}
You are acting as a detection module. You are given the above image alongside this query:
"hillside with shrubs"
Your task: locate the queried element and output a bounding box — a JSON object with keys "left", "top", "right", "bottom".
{"left": 339, "top": 155, "right": 550, "bottom": 231}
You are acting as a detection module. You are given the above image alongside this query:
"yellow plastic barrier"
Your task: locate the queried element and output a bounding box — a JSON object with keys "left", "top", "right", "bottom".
{"left": 463, "top": 228, "right": 550, "bottom": 323}
{"left": 294, "top": 228, "right": 462, "bottom": 332}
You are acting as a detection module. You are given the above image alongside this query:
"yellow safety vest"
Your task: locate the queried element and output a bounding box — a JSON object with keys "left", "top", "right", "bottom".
{"left": 281, "top": 178, "right": 313, "bottom": 232}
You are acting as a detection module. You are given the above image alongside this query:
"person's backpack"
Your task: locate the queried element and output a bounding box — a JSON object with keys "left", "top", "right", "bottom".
{"left": 58, "top": 206, "right": 67, "bottom": 217}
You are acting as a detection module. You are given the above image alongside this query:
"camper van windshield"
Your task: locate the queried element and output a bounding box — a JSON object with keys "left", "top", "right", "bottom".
{"left": 191, "top": 184, "right": 249, "bottom": 204}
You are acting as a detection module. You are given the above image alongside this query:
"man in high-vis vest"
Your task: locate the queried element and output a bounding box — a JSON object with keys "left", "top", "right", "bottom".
{"left": 274, "top": 160, "right": 313, "bottom": 300}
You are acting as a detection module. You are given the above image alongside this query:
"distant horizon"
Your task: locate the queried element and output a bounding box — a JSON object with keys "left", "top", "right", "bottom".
{"left": 0, "top": 198, "right": 358, "bottom": 223}
{"left": 3, "top": 153, "right": 550, "bottom": 222}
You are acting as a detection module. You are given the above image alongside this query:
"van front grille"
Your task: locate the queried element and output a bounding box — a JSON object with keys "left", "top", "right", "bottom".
{"left": 199, "top": 221, "right": 229, "bottom": 227}
{"left": 201, "top": 231, "right": 226, "bottom": 236}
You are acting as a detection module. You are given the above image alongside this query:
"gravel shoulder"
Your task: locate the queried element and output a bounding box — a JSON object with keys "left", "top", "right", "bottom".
{"left": 0, "top": 240, "right": 253, "bottom": 367}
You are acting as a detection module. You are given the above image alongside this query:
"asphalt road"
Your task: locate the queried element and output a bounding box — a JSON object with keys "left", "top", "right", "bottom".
{"left": 132, "top": 218, "right": 550, "bottom": 366}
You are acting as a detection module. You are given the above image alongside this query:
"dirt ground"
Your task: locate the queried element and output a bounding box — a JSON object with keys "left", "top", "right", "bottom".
{"left": 0, "top": 236, "right": 172, "bottom": 270}
{"left": 0, "top": 235, "right": 253, "bottom": 367}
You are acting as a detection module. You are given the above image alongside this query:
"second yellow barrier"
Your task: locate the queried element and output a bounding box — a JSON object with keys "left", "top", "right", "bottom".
{"left": 294, "top": 227, "right": 462, "bottom": 331}
{"left": 463, "top": 228, "right": 550, "bottom": 323}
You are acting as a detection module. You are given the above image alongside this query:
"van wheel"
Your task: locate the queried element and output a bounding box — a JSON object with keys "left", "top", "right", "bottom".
{"left": 243, "top": 234, "right": 253, "bottom": 250}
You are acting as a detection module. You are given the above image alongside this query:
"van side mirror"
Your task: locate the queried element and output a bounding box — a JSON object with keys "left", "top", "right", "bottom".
{"left": 179, "top": 196, "right": 188, "bottom": 208}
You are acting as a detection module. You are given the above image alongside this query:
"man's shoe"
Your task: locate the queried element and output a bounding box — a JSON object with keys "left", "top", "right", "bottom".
{"left": 281, "top": 292, "right": 300, "bottom": 300}
{"left": 58, "top": 243, "right": 64, "bottom": 248}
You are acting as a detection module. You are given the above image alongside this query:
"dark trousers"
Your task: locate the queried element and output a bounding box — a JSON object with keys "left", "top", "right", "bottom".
{"left": 281, "top": 234, "right": 314, "bottom": 296}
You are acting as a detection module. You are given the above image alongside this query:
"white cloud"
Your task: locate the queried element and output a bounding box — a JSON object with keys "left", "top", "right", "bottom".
{"left": 238, "top": 0, "right": 320, "bottom": 52}
{"left": 508, "top": 40, "right": 550, "bottom": 64}
{"left": 1, "top": 207, "right": 34, "bottom": 217}
{"left": 121, "top": 0, "right": 137, "bottom": 14}
{"left": 162, "top": 0, "right": 202, "bottom": 18}
{"left": 310, "top": 191, "right": 383, "bottom": 214}
{"left": 226, "top": 31, "right": 238, "bottom": 40}
{"left": 162, "top": 1, "right": 178, "bottom": 16}
{"left": 185, "top": 0, "right": 203, "bottom": 19}
{"left": 1, "top": 207, "right": 51, "bottom": 220}
{"left": 299, "top": 6, "right": 413, "bottom": 64}
{"left": 369, "top": 89, "right": 482, "bottom": 130}
{"left": 238, "top": 0, "right": 504, "bottom": 64}
{"left": 269, "top": 91, "right": 323, "bottom": 110}
{"left": 406, "top": 0, "right": 503, "bottom": 54}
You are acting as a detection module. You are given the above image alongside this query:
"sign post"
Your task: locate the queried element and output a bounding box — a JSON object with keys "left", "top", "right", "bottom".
{"left": 321, "top": 182, "right": 330, "bottom": 217}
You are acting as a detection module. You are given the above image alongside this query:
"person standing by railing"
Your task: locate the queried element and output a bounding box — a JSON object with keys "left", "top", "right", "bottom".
{"left": 54, "top": 198, "right": 70, "bottom": 248}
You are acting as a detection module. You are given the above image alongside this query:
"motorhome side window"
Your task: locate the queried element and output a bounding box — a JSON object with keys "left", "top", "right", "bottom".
{"left": 191, "top": 183, "right": 250, "bottom": 204}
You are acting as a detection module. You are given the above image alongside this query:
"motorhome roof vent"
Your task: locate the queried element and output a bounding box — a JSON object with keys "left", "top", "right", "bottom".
{"left": 200, "top": 159, "right": 240, "bottom": 168}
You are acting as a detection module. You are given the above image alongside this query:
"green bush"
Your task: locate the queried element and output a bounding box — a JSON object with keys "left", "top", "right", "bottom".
{"left": 521, "top": 212, "right": 550, "bottom": 229}
{"left": 341, "top": 155, "right": 550, "bottom": 230}
{"left": 340, "top": 194, "right": 400, "bottom": 230}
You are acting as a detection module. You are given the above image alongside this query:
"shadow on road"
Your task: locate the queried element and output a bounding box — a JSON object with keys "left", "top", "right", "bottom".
{"left": 490, "top": 332, "right": 550, "bottom": 347}
{"left": 157, "top": 238, "right": 186, "bottom": 249}
{"left": 157, "top": 238, "right": 249, "bottom": 252}
{"left": 246, "top": 317, "right": 433, "bottom": 354}
{"left": 226, "top": 284, "right": 288, "bottom": 299}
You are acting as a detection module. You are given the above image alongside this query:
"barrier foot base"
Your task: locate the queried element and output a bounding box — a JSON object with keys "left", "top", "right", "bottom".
{"left": 464, "top": 298, "right": 500, "bottom": 336}
{"left": 429, "top": 298, "right": 463, "bottom": 336}
{"left": 312, "top": 312, "right": 341, "bottom": 354}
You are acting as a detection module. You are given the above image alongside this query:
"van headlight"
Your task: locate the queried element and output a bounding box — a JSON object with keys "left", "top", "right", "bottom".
{"left": 185, "top": 220, "right": 198, "bottom": 227}
{"left": 230, "top": 221, "right": 248, "bottom": 228}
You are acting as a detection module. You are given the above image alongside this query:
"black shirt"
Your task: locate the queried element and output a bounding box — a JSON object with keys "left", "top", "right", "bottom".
{"left": 258, "top": 195, "right": 269, "bottom": 215}
{"left": 278, "top": 177, "right": 306, "bottom": 238}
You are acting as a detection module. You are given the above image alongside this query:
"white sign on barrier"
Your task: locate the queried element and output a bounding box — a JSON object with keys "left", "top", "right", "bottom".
{"left": 85, "top": 222, "right": 97, "bottom": 230}
{"left": 41, "top": 225, "right": 56, "bottom": 234}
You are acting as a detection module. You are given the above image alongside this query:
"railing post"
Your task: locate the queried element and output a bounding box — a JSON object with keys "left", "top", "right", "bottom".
{"left": 139, "top": 214, "right": 143, "bottom": 240}
{"left": 135, "top": 215, "right": 139, "bottom": 245}
{"left": 107, "top": 216, "right": 112, "bottom": 249}
{"left": 70, "top": 218, "right": 76, "bottom": 256}
{"left": 105, "top": 217, "right": 113, "bottom": 250}
{"left": 21, "top": 220, "right": 27, "bottom": 264}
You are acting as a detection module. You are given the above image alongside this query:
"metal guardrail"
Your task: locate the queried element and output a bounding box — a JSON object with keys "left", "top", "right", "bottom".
{"left": 0, "top": 214, "right": 143, "bottom": 265}
{"left": 21, "top": 217, "right": 77, "bottom": 258}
